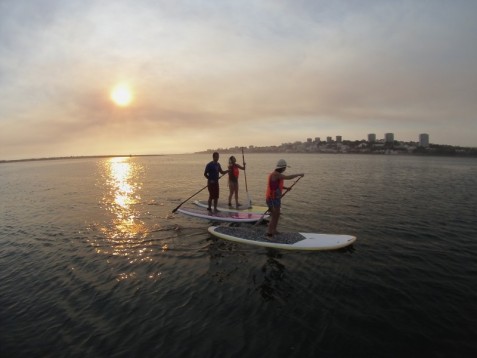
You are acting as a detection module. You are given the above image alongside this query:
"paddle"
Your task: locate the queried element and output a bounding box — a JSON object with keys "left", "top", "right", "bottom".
{"left": 172, "top": 173, "right": 226, "bottom": 213}
{"left": 254, "top": 176, "right": 303, "bottom": 226}
{"left": 241, "top": 147, "right": 252, "bottom": 208}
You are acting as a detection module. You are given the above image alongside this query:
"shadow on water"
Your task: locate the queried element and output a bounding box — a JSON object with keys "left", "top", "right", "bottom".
{"left": 254, "top": 243, "right": 355, "bottom": 303}
{"left": 206, "top": 232, "right": 294, "bottom": 304}
{"left": 253, "top": 248, "right": 291, "bottom": 303}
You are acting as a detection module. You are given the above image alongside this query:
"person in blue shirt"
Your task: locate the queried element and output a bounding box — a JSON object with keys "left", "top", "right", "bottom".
{"left": 204, "top": 152, "right": 228, "bottom": 212}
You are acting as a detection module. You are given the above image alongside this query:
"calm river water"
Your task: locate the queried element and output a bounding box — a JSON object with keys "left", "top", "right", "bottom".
{"left": 1, "top": 153, "right": 476, "bottom": 357}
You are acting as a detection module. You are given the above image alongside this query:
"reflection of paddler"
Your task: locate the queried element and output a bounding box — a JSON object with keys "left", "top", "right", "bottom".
{"left": 257, "top": 253, "right": 286, "bottom": 302}
{"left": 265, "top": 159, "right": 304, "bottom": 239}
{"left": 227, "top": 156, "right": 245, "bottom": 208}
{"left": 204, "top": 152, "right": 228, "bottom": 212}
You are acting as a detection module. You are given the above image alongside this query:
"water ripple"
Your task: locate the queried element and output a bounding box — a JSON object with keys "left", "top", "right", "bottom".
{"left": 1, "top": 155, "right": 476, "bottom": 357}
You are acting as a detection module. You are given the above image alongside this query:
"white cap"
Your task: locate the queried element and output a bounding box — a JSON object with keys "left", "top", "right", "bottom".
{"left": 275, "top": 159, "right": 290, "bottom": 169}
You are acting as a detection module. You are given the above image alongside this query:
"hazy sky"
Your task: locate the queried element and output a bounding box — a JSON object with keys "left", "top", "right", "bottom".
{"left": 1, "top": 0, "right": 476, "bottom": 159}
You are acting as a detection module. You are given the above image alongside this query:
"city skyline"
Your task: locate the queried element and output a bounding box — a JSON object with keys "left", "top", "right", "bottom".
{"left": 202, "top": 132, "right": 476, "bottom": 157}
{"left": 303, "top": 132, "right": 429, "bottom": 144}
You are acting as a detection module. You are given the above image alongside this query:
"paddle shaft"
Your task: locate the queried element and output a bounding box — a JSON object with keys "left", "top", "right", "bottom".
{"left": 241, "top": 147, "right": 252, "bottom": 207}
{"left": 241, "top": 147, "right": 249, "bottom": 193}
{"left": 172, "top": 173, "right": 226, "bottom": 213}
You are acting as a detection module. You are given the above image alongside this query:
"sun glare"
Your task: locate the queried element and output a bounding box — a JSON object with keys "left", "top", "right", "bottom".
{"left": 110, "top": 84, "right": 133, "bottom": 107}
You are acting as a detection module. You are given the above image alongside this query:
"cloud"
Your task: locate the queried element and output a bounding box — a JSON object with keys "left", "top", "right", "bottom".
{"left": 1, "top": 1, "right": 477, "bottom": 159}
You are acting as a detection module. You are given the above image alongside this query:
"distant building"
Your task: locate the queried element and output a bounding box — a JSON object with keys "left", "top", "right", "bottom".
{"left": 368, "top": 133, "right": 376, "bottom": 143}
{"left": 307, "top": 138, "right": 312, "bottom": 143}
{"left": 327, "top": 136, "right": 332, "bottom": 143}
{"left": 384, "top": 133, "right": 395, "bottom": 143}
{"left": 315, "top": 137, "right": 320, "bottom": 144}
{"left": 336, "top": 136, "right": 342, "bottom": 143}
{"left": 419, "top": 133, "right": 429, "bottom": 147}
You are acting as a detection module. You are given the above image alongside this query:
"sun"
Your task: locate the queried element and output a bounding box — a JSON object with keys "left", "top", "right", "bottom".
{"left": 110, "top": 84, "right": 133, "bottom": 107}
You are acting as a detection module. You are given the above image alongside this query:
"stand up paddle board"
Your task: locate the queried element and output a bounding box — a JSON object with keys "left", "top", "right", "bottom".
{"left": 177, "top": 207, "right": 269, "bottom": 223}
{"left": 194, "top": 200, "right": 268, "bottom": 213}
{"left": 208, "top": 226, "right": 356, "bottom": 251}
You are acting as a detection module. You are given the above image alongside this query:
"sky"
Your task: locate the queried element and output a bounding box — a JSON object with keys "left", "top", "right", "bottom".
{"left": 1, "top": 0, "right": 476, "bottom": 160}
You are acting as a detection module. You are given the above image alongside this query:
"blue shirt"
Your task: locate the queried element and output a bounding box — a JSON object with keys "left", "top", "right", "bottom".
{"left": 204, "top": 161, "right": 223, "bottom": 182}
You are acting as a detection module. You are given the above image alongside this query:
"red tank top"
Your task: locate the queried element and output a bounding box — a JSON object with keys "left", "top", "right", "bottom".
{"left": 266, "top": 172, "right": 284, "bottom": 200}
{"left": 229, "top": 164, "right": 239, "bottom": 180}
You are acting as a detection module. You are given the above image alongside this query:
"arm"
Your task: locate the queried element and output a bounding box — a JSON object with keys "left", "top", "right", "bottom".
{"left": 280, "top": 173, "right": 304, "bottom": 180}
{"left": 281, "top": 173, "right": 304, "bottom": 190}
{"left": 219, "top": 164, "right": 229, "bottom": 175}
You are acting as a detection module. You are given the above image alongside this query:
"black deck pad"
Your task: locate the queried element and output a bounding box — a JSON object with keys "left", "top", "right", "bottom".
{"left": 214, "top": 226, "right": 305, "bottom": 245}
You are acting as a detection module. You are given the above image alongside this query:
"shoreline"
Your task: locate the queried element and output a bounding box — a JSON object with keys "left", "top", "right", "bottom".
{"left": 2, "top": 149, "right": 477, "bottom": 164}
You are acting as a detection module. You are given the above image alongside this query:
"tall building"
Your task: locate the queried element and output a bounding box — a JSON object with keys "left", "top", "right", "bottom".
{"left": 336, "top": 136, "right": 342, "bottom": 143}
{"left": 315, "top": 137, "right": 321, "bottom": 144}
{"left": 419, "top": 133, "right": 429, "bottom": 147}
{"left": 368, "top": 133, "right": 376, "bottom": 143}
{"left": 384, "top": 133, "right": 394, "bottom": 143}
{"left": 326, "top": 136, "right": 332, "bottom": 143}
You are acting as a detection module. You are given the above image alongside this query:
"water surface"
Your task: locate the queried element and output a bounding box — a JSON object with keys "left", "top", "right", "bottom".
{"left": 1, "top": 154, "right": 476, "bottom": 357}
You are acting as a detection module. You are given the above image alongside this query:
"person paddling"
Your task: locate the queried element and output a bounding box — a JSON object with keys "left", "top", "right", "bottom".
{"left": 227, "top": 155, "right": 245, "bottom": 208}
{"left": 265, "top": 159, "right": 304, "bottom": 238}
{"left": 204, "top": 152, "right": 228, "bottom": 212}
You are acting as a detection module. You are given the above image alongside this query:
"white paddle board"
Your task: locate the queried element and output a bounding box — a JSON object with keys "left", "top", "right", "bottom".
{"left": 208, "top": 226, "right": 356, "bottom": 251}
{"left": 194, "top": 200, "right": 268, "bottom": 213}
{"left": 177, "top": 207, "right": 268, "bottom": 223}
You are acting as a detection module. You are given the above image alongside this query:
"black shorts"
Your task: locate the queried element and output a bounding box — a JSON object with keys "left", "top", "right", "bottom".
{"left": 208, "top": 182, "right": 219, "bottom": 199}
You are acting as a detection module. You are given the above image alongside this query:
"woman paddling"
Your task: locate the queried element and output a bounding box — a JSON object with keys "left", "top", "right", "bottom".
{"left": 227, "top": 155, "right": 245, "bottom": 208}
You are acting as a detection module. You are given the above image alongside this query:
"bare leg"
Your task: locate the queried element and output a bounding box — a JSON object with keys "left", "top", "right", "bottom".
{"left": 228, "top": 183, "right": 233, "bottom": 206}
{"left": 207, "top": 195, "right": 212, "bottom": 211}
{"left": 234, "top": 183, "right": 240, "bottom": 206}
{"left": 267, "top": 206, "right": 281, "bottom": 236}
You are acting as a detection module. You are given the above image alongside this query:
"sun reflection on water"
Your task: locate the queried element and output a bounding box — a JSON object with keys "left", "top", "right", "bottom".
{"left": 86, "top": 157, "right": 176, "bottom": 281}
{"left": 97, "top": 157, "right": 153, "bottom": 264}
